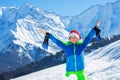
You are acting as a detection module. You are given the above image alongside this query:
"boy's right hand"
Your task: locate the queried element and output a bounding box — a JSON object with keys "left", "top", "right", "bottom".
{"left": 40, "top": 28, "right": 46, "bottom": 35}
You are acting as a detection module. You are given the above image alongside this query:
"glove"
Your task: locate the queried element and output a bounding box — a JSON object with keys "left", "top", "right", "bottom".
{"left": 42, "top": 32, "right": 50, "bottom": 50}
{"left": 94, "top": 26, "right": 101, "bottom": 41}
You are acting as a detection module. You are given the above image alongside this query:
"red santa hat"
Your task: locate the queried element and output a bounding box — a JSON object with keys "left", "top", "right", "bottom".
{"left": 69, "top": 30, "right": 82, "bottom": 40}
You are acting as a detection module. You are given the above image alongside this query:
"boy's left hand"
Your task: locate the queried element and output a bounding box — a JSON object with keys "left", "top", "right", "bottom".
{"left": 96, "top": 20, "right": 101, "bottom": 28}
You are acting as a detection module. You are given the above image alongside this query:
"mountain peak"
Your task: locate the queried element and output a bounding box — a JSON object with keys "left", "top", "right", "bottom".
{"left": 26, "top": 3, "right": 34, "bottom": 8}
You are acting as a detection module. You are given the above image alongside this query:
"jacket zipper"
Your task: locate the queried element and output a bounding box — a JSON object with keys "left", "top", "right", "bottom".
{"left": 74, "top": 44, "right": 77, "bottom": 71}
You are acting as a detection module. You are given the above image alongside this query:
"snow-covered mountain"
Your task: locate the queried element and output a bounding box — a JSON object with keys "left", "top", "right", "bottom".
{"left": 11, "top": 40, "right": 120, "bottom": 80}
{"left": 0, "top": 0, "right": 120, "bottom": 74}
{"left": 0, "top": 4, "right": 69, "bottom": 54}
{"left": 0, "top": 4, "right": 69, "bottom": 73}
{"left": 66, "top": 1, "right": 120, "bottom": 38}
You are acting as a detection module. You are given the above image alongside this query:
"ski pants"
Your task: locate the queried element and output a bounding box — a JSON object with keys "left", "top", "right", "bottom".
{"left": 66, "top": 70, "right": 87, "bottom": 80}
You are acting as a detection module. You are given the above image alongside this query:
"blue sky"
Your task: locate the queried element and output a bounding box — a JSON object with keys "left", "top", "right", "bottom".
{"left": 0, "top": 0, "right": 117, "bottom": 16}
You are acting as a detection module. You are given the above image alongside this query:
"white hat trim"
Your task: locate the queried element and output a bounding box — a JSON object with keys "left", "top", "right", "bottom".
{"left": 69, "top": 33, "right": 79, "bottom": 39}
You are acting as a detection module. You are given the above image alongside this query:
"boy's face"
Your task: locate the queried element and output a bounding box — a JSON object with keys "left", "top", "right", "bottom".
{"left": 69, "top": 36, "right": 79, "bottom": 44}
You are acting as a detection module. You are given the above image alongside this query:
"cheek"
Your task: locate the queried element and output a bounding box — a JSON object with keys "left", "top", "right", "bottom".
{"left": 69, "top": 39, "right": 72, "bottom": 42}
{"left": 69, "top": 38, "right": 73, "bottom": 42}
{"left": 76, "top": 39, "right": 79, "bottom": 41}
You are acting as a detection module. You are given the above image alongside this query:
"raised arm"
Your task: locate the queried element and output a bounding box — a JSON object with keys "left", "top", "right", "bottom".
{"left": 81, "top": 20, "right": 101, "bottom": 50}
{"left": 40, "top": 28, "right": 67, "bottom": 50}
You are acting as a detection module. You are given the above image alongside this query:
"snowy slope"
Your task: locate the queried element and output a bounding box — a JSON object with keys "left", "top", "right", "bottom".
{"left": 85, "top": 40, "right": 120, "bottom": 80}
{"left": 11, "top": 40, "right": 120, "bottom": 80}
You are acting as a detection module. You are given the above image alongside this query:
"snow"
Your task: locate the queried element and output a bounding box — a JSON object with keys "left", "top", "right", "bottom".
{"left": 43, "top": 12, "right": 65, "bottom": 28}
{"left": 11, "top": 40, "right": 120, "bottom": 80}
{"left": 11, "top": 64, "right": 67, "bottom": 80}
{"left": 0, "top": 8, "right": 2, "bottom": 16}
{"left": 0, "top": 0, "right": 120, "bottom": 74}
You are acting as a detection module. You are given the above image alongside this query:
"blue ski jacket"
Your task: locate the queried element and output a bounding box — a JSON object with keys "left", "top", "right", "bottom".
{"left": 49, "top": 28, "right": 97, "bottom": 72}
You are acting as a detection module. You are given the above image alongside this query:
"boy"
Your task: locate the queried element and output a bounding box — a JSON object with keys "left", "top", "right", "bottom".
{"left": 40, "top": 20, "right": 101, "bottom": 80}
